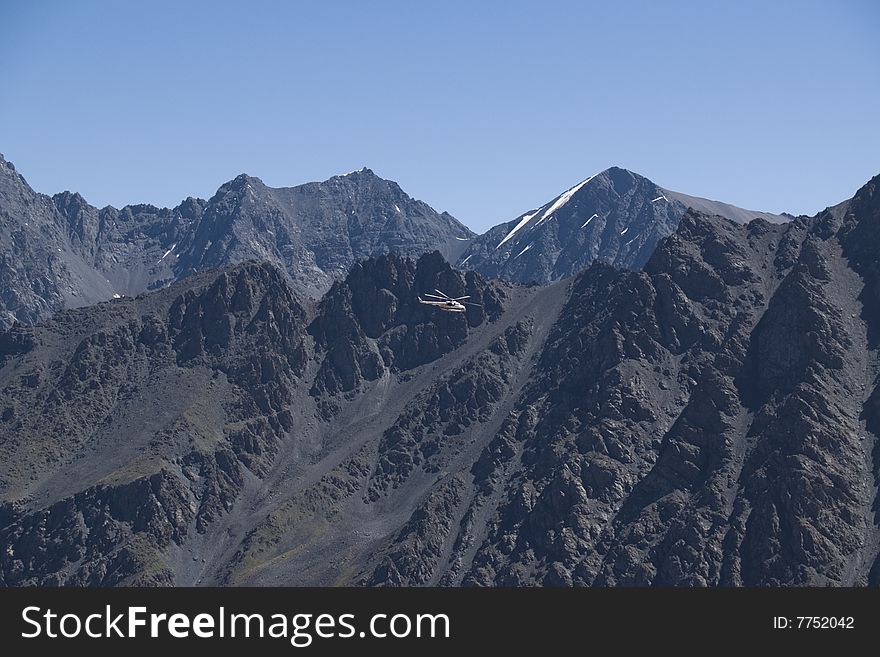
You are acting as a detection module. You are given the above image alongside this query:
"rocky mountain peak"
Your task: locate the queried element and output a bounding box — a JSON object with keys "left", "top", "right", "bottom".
{"left": 459, "top": 166, "right": 788, "bottom": 285}
{"left": 457, "top": 166, "right": 682, "bottom": 282}
{"left": 51, "top": 190, "right": 88, "bottom": 211}
{"left": 321, "top": 167, "right": 399, "bottom": 196}
{"left": 212, "top": 173, "right": 266, "bottom": 199}
{"left": 308, "top": 250, "right": 506, "bottom": 396}
{"left": 169, "top": 260, "right": 308, "bottom": 369}
{"left": 843, "top": 172, "right": 880, "bottom": 230}
{"left": 332, "top": 167, "right": 377, "bottom": 179}
{"left": 592, "top": 165, "right": 644, "bottom": 190}
{"left": 0, "top": 154, "right": 32, "bottom": 197}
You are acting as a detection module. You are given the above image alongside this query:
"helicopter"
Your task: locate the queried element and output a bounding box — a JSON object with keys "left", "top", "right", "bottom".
{"left": 417, "top": 289, "right": 481, "bottom": 313}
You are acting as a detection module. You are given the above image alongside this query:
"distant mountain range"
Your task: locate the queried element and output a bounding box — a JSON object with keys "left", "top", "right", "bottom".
{"left": 2, "top": 154, "right": 793, "bottom": 331}
{"left": 0, "top": 155, "right": 472, "bottom": 330}
{"left": 457, "top": 166, "right": 789, "bottom": 283}
{"left": 1, "top": 170, "right": 877, "bottom": 587}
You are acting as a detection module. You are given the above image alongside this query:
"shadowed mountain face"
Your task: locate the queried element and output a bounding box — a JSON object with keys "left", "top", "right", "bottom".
{"left": 0, "top": 154, "right": 473, "bottom": 330}
{"left": 174, "top": 169, "right": 474, "bottom": 297}
{"left": 1, "top": 172, "right": 878, "bottom": 587}
{"left": 458, "top": 167, "right": 787, "bottom": 284}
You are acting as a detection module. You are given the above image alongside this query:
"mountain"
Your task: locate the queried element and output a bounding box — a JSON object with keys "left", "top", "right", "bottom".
{"left": 173, "top": 168, "right": 474, "bottom": 297}
{"left": 0, "top": 252, "right": 507, "bottom": 585}
{"left": 0, "top": 154, "right": 473, "bottom": 330}
{"left": 1, "top": 172, "right": 878, "bottom": 587}
{"left": 457, "top": 166, "right": 788, "bottom": 284}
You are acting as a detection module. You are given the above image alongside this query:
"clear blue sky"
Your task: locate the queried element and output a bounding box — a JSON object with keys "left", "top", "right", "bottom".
{"left": 1, "top": 0, "right": 877, "bottom": 231}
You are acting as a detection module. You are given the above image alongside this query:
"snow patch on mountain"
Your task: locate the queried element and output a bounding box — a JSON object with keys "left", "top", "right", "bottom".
{"left": 581, "top": 213, "right": 599, "bottom": 228}
{"left": 497, "top": 209, "right": 540, "bottom": 249}
{"left": 157, "top": 244, "right": 177, "bottom": 264}
{"left": 538, "top": 173, "right": 598, "bottom": 222}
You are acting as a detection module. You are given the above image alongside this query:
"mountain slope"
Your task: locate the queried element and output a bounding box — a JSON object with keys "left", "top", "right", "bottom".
{"left": 458, "top": 166, "right": 787, "bottom": 284}
{"left": 662, "top": 188, "right": 789, "bottom": 225}
{"left": 1, "top": 174, "right": 878, "bottom": 588}
{"left": 0, "top": 252, "right": 507, "bottom": 585}
{"left": 0, "top": 155, "right": 124, "bottom": 327}
{"left": 174, "top": 168, "right": 473, "bottom": 297}
{"left": 0, "top": 155, "right": 473, "bottom": 329}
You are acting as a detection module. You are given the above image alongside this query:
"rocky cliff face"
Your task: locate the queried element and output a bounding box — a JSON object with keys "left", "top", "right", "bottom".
{"left": 1, "top": 155, "right": 113, "bottom": 328}
{"left": 0, "top": 174, "right": 878, "bottom": 587}
{"left": 0, "top": 155, "right": 472, "bottom": 330}
{"left": 174, "top": 169, "right": 473, "bottom": 297}
{"left": 309, "top": 251, "right": 505, "bottom": 397}
{"left": 458, "top": 167, "right": 787, "bottom": 285}
{"left": 0, "top": 262, "right": 310, "bottom": 584}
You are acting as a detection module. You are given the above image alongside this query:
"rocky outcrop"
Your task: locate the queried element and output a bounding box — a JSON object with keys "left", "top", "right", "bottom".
{"left": 1, "top": 471, "right": 193, "bottom": 586}
{"left": 0, "top": 262, "right": 310, "bottom": 584}
{"left": 367, "top": 321, "right": 531, "bottom": 500}
{"left": 455, "top": 201, "right": 878, "bottom": 587}
{"left": 1, "top": 173, "right": 879, "bottom": 587}
{"left": 308, "top": 251, "right": 506, "bottom": 396}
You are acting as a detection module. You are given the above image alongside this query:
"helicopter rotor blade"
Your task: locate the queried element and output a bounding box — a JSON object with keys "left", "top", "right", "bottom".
{"left": 434, "top": 289, "right": 452, "bottom": 300}
{"left": 464, "top": 302, "right": 483, "bottom": 307}
{"left": 423, "top": 293, "right": 448, "bottom": 300}
{"left": 451, "top": 296, "right": 471, "bottom": 301}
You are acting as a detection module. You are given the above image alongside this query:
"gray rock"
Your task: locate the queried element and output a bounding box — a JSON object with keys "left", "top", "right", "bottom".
{"left": 0, "top": 155, "right": 472, "bottom": 331}
{"left": 1, "top": 173, "right": 879, "bottom": 588}
{"left": 458, "top": 166, "right": 788, "bottom": 285}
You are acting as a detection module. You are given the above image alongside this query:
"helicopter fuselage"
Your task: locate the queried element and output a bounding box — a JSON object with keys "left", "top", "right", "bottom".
{"left": 417, "top": 297, "right": 467, "bottom": 312}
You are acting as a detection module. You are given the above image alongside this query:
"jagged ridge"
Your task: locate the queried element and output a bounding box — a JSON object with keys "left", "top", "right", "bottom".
{"left": 0, "top": 173, "right": 878, "bottom": 587}
{"left": 0, "top": 154, "right": 473, "bottom": 330}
